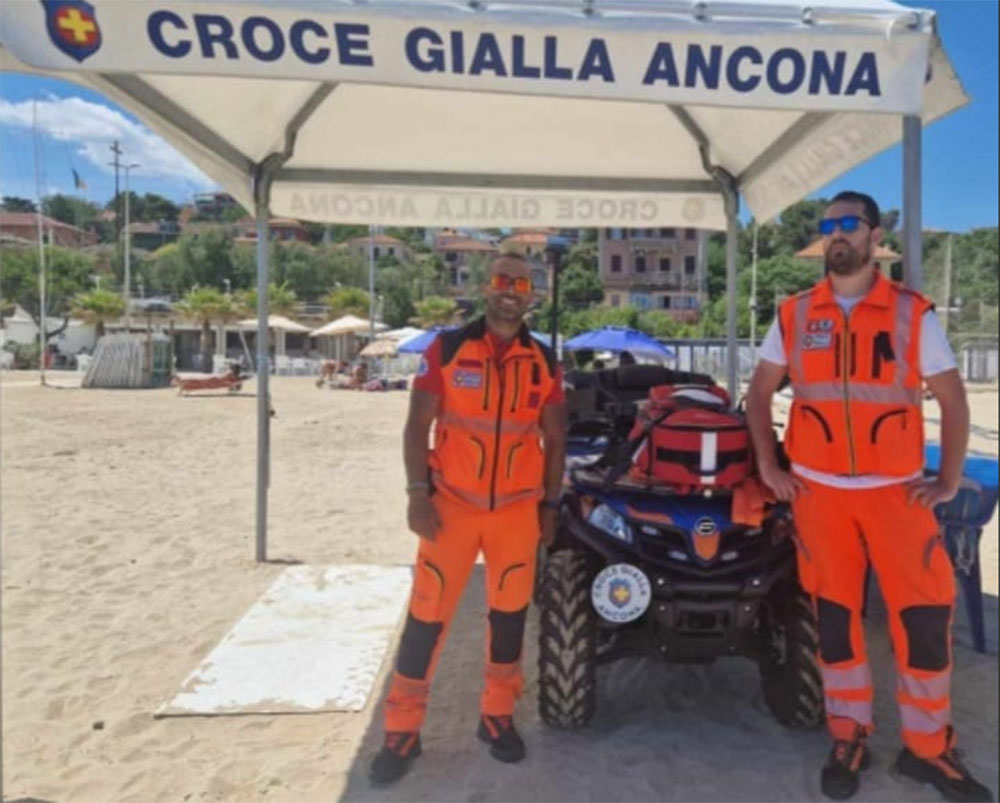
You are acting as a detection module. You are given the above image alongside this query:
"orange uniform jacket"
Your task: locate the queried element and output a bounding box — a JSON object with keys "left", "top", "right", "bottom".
{"left": 779, "top": 272, "right": 933, "bottom": 477}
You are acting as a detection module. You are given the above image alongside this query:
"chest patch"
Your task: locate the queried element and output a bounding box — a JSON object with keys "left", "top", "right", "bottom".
{"left": 803, "top": 333, "right": 833, "bottom": 350}
{"left": 452, "top": 369, "right": 484, "bottom": 389}
{"left": 806, "top": 318, "right": 835, "bottom": 333}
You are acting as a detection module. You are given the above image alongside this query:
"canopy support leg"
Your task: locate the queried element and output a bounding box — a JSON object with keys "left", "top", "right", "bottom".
{"left": 723, "top": 188, "right": 740, "bottom": 399}
{"left": 254, "top": 193, "right": 271, "bottom": 563}
{"left": 902, "top": 115, "right": 923, "bottom": 290}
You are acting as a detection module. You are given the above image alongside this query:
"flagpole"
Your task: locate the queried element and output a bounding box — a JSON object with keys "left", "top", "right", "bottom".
{"left": 32, "top": 99, "right": 47, "bottom": 387}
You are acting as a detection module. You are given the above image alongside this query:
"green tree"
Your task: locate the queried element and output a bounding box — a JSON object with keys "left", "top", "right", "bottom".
{"left": 175, "top": 286, "right": 243, "bottom": 370}
{"left": 2, "top": 196, "right": 36, "bottom": 213}
{"left": 0, "top": 244, "right": 94, "bottom": 337}
{"left": 71, "top": 288, "right": 126, "bottom": 337}
{"left": 560, "top": 243, "right": 603, "bottom": 308}
{"left": 42, "top": 194, "right": 102, "bottom": 230}
{"left": 412, "top": 296, "right": 458, "bottom": 327}
{"left": 240, "top": 281, "right": 298, "bottom": 317}
{"left": 325, "top": 286, "right": 371, "bottom": 318}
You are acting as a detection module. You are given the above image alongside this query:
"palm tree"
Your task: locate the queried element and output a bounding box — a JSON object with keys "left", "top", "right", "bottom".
{"left": 325, "top": 286, "right": 370, "bottom": 319}
{"left": 72, "top": 288, "right": 126, "bottom": 337}
{"left": 411, "top": 295, "right": 459, "bottom": 327}
{"left": 239, "top": 281, "right": 298, "bottom": 317}
{"left": 174, "top": 286, "right": 242, "bottom": 371}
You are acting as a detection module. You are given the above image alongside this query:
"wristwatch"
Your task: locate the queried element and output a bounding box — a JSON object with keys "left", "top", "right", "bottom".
{"left": 539, "top": 499, "right": 560, "bottom": 510}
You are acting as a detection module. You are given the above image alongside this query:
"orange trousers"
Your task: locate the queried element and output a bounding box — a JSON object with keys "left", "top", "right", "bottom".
{"left": 383, "top": 492, "right": 540, "bottom": 733}
{"left": 792, "top": 478, "right": 956, "bottom": 758}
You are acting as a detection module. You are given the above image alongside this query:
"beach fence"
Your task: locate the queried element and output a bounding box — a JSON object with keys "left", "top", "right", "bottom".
{"left": 662, "top": 338, "right": 758, "bottom": 387}
{"left": 82, "top": 333, "right": 173, "bottom": 389}
{"left": 958, "top": 339, "right": 999, "bottom": 384}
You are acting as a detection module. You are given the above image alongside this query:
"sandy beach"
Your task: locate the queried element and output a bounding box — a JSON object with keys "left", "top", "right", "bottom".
{"left": 2, "top": 373, "right": 996, "bottom": 802}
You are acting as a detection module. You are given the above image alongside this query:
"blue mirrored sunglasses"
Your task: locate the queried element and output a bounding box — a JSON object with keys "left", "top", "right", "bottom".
{"left": 819, "top": 215, "right": 871, "bottom": 235}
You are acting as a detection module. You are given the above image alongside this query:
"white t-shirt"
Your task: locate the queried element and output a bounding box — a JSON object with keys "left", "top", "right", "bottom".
{"left": 759, "top": 295, "right": 956, "bottom": 489}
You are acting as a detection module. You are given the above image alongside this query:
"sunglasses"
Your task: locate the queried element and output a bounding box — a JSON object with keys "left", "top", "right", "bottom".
{"left": 489, "top": 273, "right": 533, "bottom": 294}
{"left": 819, "top": 215, "right": 873, "bottom": 235}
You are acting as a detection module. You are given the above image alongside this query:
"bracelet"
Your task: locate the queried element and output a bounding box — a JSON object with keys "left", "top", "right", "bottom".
{"left": 406, "top": 481, "right": 431, "bottom": 494}
{"left": 539, "top": 499, "right": 560, "bottom": 510}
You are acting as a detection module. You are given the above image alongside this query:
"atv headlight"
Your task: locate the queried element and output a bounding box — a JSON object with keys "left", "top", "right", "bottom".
{"left": 588, "top": 503, "right": 633, "bottom": 544}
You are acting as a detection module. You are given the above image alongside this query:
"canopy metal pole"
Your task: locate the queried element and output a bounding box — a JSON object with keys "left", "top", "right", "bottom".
{"left": 255, "top": 201, "right": 270, "bottom": 562}
{"left": 724, "top": 189, "right": 740, "bottom": 399}
{"left": 902, "top": 115, "right": 923, "bottom": 290}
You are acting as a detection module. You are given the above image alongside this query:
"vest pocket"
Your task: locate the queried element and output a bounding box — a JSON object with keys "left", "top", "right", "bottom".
{"left": 505, "top": 441, "right": 524, "bottom": 479}
{"left": 799, "top": 405, "right": 834, "bottom": 442}
{"left": 869, "top": 408, "right": 906, "bottom": 444}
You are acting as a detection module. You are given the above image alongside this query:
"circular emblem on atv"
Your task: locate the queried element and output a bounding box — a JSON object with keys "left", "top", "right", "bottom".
{"left": 694, "top": 516, "right": 718, "bottom": 536}
{"left": 591, "top": 563, "right": 651, "bottom": 624}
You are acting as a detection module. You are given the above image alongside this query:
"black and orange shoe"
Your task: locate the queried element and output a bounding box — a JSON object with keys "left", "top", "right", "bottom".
{"left": 896, "top": 729, "right": 993, "bottom": 802}
{"left": 477, "top": 715, "right": 526, "bottom": 763}
{"left": 368, "top": 731, "right": 422, "bottom": 786}
{"left": 821, "top": 730, "right": 871, "bottom": 800}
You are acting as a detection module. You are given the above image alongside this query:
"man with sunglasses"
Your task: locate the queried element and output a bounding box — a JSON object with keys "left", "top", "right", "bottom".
{"left": 370, "top": 253, "right": 567, "bottom": 785}
{"left": 747, "top": 191, "right": 990, "bottom": 802}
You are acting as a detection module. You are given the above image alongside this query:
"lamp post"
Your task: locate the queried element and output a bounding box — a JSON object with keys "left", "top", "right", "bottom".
{"left": 123, "top": 162, "right": 140, "bottom": 330}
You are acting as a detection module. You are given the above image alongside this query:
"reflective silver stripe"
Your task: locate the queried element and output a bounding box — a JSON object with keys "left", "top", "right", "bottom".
{"left": 895, "top": 290, "right": 915, "bottom": 384}
{"left": 438, "top": 410, "right": 540, "bottom": 438}
{"left": 791, "top": 293, "right": 811, "bottom": 381}
{"left": 821, "top": 662, "right": 872, "bottom": 692}
{"left": 825, "top": 696, "right": 873, "bottom": 726}
{"left": 900, "top": 702, "right": 951, "bottom": 734}
{"left": 494, "top": 487, "right": 543, "bottom": 508}
{"left": 430, "top": 471, "right": 490, "bottom": 509}
{"left": 792, "top": 382, "right": 922, "bottom": 406}
{"left": 898, "top": 671, "right": 950, "bottom": 701}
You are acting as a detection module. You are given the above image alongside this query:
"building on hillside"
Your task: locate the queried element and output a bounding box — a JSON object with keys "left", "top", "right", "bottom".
{"left": 795, "top": 240, "right": 902, "bottom": 273}
{"left": 0, "top": 212, "right": 98, "bottom": 248}
{"left": 129, "top": 220, "right": 181, "bottom": 250}
{"left": 431, "top": 229, "right": 497, "bottom": 289}
{"left": 233, "top": 217, "right": 310, "bottom": 243}
{"left": 342, "top": 232, "right": 412, "bottom": 262}
{"left": 598, "top": 227, "right": 707, "bottom": 322}
{"left": 193, "top": 192, "right": 240, "bottom": 220}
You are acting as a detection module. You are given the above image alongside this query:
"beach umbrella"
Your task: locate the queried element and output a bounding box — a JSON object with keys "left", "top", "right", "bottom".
{"left": 1, "top": 0, "right": 964, "bottom": 559}
{"left": 237, "top": 315, "right": 310, "bottom": 334}
{"left": 310, "top": 314, "right": 386, "bottom": 338}
{"left": 564, "top": 326, "right": 675, "bottom": 359}
{"left": 396, "top": 326, "right": 459, "bottom": 354}
{"left": 358, "top": 337, "right": 399, "bottom": 358}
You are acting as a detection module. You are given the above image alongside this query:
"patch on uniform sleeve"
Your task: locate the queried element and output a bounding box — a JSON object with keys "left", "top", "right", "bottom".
{"left": 452, "top": 369, "right": 484, "bottom": 389}
{"left": 803, "top": 333, "right": 833, "bottom": 350}
{"left": 527, "top": 391, "right": 541, "bottom": 409}
{"left": 417, "top": 357, "right": 429, "bottom": 377}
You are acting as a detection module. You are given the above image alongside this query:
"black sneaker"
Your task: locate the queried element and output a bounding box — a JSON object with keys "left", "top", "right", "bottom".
{"left": 368, "top": 731, "right": 422, "bottom": 786}
{"left": 896, "top": 730, "right": 993, "bottom": 803}
{"left": 821, "top": 732, "right": 871, "bottom": 800}
{"left": 477, "top": 715, "right": 526, "bottom": 763}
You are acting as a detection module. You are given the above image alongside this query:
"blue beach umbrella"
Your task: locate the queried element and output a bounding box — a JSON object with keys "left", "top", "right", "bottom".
{"left": 396, "top": 326, "right": 459, "bottom": 354}
{"left": 563, "top": 326, "right": 675, "bottom": 359}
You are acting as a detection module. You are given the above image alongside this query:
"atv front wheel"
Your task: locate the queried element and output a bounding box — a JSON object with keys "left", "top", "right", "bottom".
{"left": 759, "top": 586, "right": 824, "bottom": 729}
{"left": 537, "top": 549, "right": 598, "bottom": 729}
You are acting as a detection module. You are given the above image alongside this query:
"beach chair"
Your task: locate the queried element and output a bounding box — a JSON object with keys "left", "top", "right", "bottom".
{"left": 75, "top": 354, "right": 91, "bottom": 373}
{"left": 274, "top": 355, "right": 292, "bottom": 375}
{"left": 291, "top": 357, "right": 308, "bottom": 375}
{"left": 925, "top": 445, "right": 999, "bottom": 654}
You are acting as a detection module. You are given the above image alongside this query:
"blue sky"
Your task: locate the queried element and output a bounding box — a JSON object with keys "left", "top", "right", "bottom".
{"left": 1, "top": 0, "right": 996, "bottom": 231}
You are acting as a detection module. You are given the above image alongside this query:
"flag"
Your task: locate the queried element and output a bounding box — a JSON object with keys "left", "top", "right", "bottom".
{"left": 72, "top": 168, "right": 87, "bottom": 191}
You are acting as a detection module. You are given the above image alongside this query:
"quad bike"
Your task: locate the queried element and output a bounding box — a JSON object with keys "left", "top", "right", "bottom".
{"left": 537, "top": 364, "right": 824, "bottom": 731}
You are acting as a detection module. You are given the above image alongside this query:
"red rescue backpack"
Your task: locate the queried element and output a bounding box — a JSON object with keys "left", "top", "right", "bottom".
{"left": 626, "top": 384, "right": 752, "bottom": 490}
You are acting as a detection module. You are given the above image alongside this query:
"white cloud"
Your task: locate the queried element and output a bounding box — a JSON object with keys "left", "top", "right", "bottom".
{"left": 0, "top": 96, "right": 214, "bottom": 188}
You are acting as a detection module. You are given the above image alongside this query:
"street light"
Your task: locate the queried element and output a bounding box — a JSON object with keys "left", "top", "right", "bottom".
{"left": 123, "top": 162, "right": 140, "bottom": 329}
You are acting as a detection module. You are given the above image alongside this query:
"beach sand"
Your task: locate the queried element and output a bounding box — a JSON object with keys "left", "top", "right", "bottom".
{"left": 2, "top": 373, "right": 996, "bottom": 802}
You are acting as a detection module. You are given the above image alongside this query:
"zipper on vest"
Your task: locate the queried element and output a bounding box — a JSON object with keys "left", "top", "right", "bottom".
{"left": 488, "top": 361, "right": 506, "bottom": 511}
{"left": 840, "top": 308, "right": 857, "bottom": 475}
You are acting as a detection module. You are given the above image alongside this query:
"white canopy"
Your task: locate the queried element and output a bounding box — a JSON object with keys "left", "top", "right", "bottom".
{"left": 0, "top": 0, "right": 966, "bottom": 559}
{"left": 311, "top": 314, "right": 387, "bottom": 337}
{"left": 238, "top": 314, "right": 310, "bottom": 333}
{"left": 0, "top": 0, "right": 966, "bottom": 228}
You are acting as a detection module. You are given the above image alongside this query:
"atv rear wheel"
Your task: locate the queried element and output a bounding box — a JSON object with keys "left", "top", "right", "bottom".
{"left": 537, "top": 549, "right": 598, "bottom": 729}
{"left": 759, "top": 586, "right": 824, "bottom": 729}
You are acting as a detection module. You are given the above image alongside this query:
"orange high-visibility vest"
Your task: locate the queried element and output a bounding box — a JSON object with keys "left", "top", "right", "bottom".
{"left": 779, "top": 272, "right": 933, "bottom": 477}
{"left": 429, "top": 318, "right": 558, "bottom": 510}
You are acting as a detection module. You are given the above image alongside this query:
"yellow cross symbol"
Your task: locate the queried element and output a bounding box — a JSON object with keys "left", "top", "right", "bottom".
{"left": 58, "top": 8, "right": 96, "bottom": 43}
{"left": 612, "top": 585, "right": 630, "bottom": 603}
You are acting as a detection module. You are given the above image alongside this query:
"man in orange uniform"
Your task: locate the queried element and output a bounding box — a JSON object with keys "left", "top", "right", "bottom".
{"left": 747, "top": 191, "right": 991, "bottom": 803}
{"left": 369, "top": 253, "right": 567, "bottom": 786}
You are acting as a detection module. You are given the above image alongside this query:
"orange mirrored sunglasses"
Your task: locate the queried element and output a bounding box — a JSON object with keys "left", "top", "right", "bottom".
{"left": 489, "top": 273, "right": 533, "bottom": 294}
